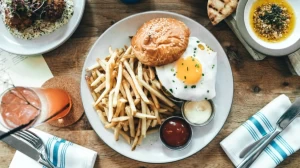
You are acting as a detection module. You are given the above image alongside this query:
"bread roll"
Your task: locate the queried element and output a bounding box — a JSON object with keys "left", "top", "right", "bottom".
{"left": 131, "top": 18, "right": 190, "bottom": 66}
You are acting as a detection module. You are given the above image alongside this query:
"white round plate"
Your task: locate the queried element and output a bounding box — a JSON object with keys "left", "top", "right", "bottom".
{"left": 0, "top": 0, "right": 85, "bottom": 55}
{"left": 80, "top": 11, "right": 234, "bottom": 163}
{"left": 236, "top": 0, "right": 300, "bottom": 56}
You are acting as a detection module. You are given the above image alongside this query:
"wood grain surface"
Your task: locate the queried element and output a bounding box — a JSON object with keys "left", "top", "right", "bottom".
{"left": 1, "top": 0, "right": 300, "bottom": 167}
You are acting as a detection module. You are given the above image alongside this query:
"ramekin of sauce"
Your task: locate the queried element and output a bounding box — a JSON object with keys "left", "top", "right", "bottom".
{"left": 181, "top": 100, "right": 215, "bottom": 126}
{"left": 159, "top": 116, "right": 192, "bottom": 150}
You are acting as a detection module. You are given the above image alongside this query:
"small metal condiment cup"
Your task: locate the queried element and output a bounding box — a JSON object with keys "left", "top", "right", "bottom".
{"left": 159, "top": 116, "right": 193, "bottom": 150}
{"left": 181, "top": 100, "right": 215, "bottom": 127}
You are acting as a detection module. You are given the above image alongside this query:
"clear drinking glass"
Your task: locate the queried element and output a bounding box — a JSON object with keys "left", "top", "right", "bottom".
{"left": 0, "top": 86, "right": 72, "bottom": 129}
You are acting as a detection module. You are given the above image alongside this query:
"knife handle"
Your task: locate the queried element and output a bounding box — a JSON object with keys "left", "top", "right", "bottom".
{"left": 237, "top": 127, "right": 281, "bottom": 168}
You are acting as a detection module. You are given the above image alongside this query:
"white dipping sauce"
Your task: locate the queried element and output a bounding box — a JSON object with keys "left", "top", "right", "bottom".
{"left": 183, "top": 100, "right": 212, "bottom": 124}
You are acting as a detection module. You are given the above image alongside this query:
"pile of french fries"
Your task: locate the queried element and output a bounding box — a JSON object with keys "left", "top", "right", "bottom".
{"left": 85, "top": 45, "right": 180, "bottom": 151}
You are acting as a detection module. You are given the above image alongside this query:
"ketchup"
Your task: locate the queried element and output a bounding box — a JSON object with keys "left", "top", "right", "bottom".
{"left": 161, "top": 118, "right": 191, "bottom": 147}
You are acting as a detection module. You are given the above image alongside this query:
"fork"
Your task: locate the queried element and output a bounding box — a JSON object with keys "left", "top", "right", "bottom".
{"left": 14, "top": 130, "right": 55, "bottom": 168}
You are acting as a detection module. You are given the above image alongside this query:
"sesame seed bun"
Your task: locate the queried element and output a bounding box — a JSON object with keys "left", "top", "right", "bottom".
{"left": 131, "top": 18, "right": 190, "bottom": 66}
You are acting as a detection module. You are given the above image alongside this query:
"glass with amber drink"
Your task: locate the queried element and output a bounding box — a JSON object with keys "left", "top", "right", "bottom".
{"left": 0, "top": 86, "right": 72, "bottom": 130}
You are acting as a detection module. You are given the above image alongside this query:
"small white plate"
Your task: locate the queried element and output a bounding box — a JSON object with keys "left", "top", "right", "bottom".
{"left": 236, "top": 0, "right": 300, "bottom": 56}
{"left": 0, "top": 0, "right": 85, "bottom": 56}
{"left": 80, "top": 11, "right": 234, "bottom": 163}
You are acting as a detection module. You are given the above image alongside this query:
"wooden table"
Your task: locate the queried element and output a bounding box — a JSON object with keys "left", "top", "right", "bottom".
{"left": 1, "top": 0, "right": 300, "bottom": 167}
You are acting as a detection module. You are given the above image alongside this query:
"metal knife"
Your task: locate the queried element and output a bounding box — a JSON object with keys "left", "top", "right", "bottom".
{"left": 0, "top": 131, "right": 54, "bottom": 168}
{"left": 237, "top": 98, "right": 300, "bottom": 168}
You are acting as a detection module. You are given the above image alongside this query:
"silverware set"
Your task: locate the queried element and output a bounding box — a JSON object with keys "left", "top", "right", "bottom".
{"left": 0, "top": 130, "right": 55, "bottom": 168}
{"left": 237, "top": 98, "right": 300, "bottom": 168}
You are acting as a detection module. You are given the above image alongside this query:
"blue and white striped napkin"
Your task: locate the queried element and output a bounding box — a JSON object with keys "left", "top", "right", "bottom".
{"left": 9, "top": 129, "right": 97, "bottom": 168}
{"left": 220, "top": 94, "right": 300, "bottom": 168}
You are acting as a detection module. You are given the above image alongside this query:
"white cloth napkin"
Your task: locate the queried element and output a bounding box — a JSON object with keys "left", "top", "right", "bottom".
{"left": 220, "top": 94, "right": 300, "bottom": 168}
{"left": 9, "top": 129, "right": 97, "bottom": 168}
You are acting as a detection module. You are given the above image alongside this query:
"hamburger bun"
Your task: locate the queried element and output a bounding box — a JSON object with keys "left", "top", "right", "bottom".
{"left": 131, "top": 18, "right": 190, "bottom": 66}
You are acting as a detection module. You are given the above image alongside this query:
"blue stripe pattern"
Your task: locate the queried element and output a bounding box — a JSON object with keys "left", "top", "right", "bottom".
{"left": 256, "top": 112, "right": 274, "bottom": 131}
{"left": 277, "top": 136, "right": 294, "bottom": 154}
{"left": 270, "top": 141, "right": 288, "bottom": 159}
{"left": 249, "top": 116, "right": 287, "bottom": 160}
{"left": 243, "top": 122, "right": 259, "bottom": 140}
{"left": 256, "top": 112, "right": 294, "bottom": 154}
{"left": 265, "top": 147, "right": 280, "bottom": 164}
{"left": 52, "top": 141, "right": 62, "bottom": 166}
{"left": 249, "top": 117, "right": 267, "bottom": 136}
{"left": 60, "top": 140, "right": 69, "bottom": 168}
{"left": 242, "top": 122, "right": 281, "bottom": 164}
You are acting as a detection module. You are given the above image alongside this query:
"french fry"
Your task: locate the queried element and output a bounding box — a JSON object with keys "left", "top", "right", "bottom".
{"left": 158, "top": 108, "right": 168, "bottom": 112}
{"left": 151, "top": 79, "right": 161, "bottom": 90}
{"left": 94, "top": 82, "right": 105, "bottom": 93}
{"left": 158, "top": 110, "right": 173, "bottom": 116}
{"left": 137, "top": 61, "right": 143, "bottom": 86}
{"left": 151, "top": 119, "right": 157, "bottom": 127}
{"left": 95, "top": 69, "right": 102, "bottom": 77}
{"left": 96, "top": 110, "right": 107, "bottom": 124}
{"left": 131, "top": 120, "right": 141, "bottom": 151}
{"left": 122, "top": 54, "right": 136, "bottom": 59}
{"left": 114, "top": 100, "right": 124, "bottom": 118}
{"left": 159, "top": 103, "right": 175, "bottom": 112}
{"left": 109, "top": 46, "right": 114, "bottom": 55}
{"left": 143, "top": 71, "right": 150, "bottom": 83}
{"left": 153, "top": 107, "right": 161, "bottom": 125}
{"left": 113, "top": 63, "right": 123, "bottom": 107}
{"left": 112, "top": 128, "right": 131, "bottom": 144}
{"left": 134, "top": 98, "right": 140, "bottom": 105}
{"left": 125, "top": 106, "right": 135, "bottom": 137}
{"left": 129, "top": 58, "right": 134, "bottom": 70}
{"left": 91, "top": 74, "right": 105, "bottom": 87}
{"left": 114, "top": 123, "right": 122, "bottom": 141}
{"left": 123, "top": 80, "right": 137, "bottom": 113}
{"left": 91, "top": 92, "right": 97, "bottom": 101}
{"left": 105, "top": 122, "right": 117, "bottom": 129}
{"left": 122, "top": 70, "right": 140, "bottom": 99}
{"left": 112, "top": 116, "right": 130, "bottom": 122}
{"left": 124, "top": 46, "right": 132, "bottom": 55}
{"left": 103, "top": 107, "right": 108, "bottom": 117}
{"left": 91, "top": 70, "right": 97, "bottom": 79}
{"left": 108, "top": 88, "right": 115, "bottom": 122}
{"left": 96, "top": 58, "right": 107, "bottom": 71}
{"left": 94, "top": 63, "right": 112, "bottom": 105}
{"left": 138, "top": 77, "right": 176, "bottom": 108}
{"left": 141, "top": 100, "right": 147, "bottom": 138}
{"left": 124, "top": 60, "right": 150, "bottom": 104}
{"left": 137, "top": 134, "right": 143, "bottom": 145}
{"left": 146, "top": 107, "right": 152, "bottom": 130}
{"left": 86, "top": 63, "right": 100, "bottom": 71}
{"left": 150, "top": 84, "right": 160, "bottom": 109}
{"left": 122, "top": 122, "right": 129, "bottom": 132}
{"left": 148, "top": 67, "right": 155, "bottom": 80}
{"left": 119, "top": 84, "right": 127, "bottom": 98}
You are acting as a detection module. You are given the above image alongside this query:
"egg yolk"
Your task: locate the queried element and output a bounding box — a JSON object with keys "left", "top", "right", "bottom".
{"left": 176, "top": 56, "right": 202, "bottom": 85}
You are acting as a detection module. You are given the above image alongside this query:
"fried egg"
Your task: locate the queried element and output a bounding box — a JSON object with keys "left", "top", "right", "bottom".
{"left": 155, "top": 36, "right": 217, "bottom": 101}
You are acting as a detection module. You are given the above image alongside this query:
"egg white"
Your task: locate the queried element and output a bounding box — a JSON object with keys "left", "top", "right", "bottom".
{"left": 155, "top": 36, "right": 217, "bottom": 101}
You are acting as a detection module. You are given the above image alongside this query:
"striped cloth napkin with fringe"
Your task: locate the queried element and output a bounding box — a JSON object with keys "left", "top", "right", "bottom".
{"left": 9, "top": 129, "right": 97, "bottom": 168}
{"left": 220, "top": 94, "right": 300, "bottom": 167}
